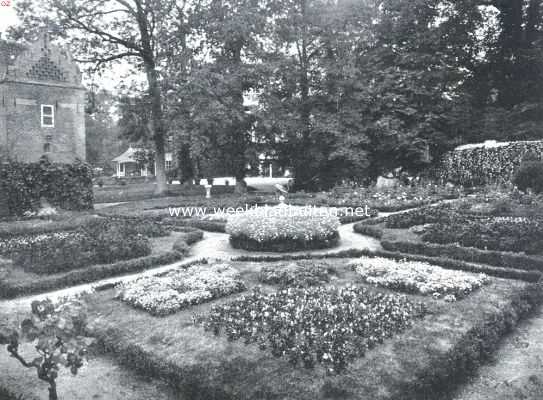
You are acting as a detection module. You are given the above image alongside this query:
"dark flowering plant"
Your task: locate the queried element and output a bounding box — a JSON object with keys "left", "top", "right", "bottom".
{"left": 0, "top": 298, "right": 94, "bottom": 400}
{"left": 202, "top": 286, "right": 424, "bottom": 373}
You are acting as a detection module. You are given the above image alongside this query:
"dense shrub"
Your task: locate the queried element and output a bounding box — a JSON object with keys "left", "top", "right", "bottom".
{"left": 226, "top": 205, "right": 340, "bottom": 252}
{"left": 0, "top": 158, "right": 93, "bottom": 216}
{"left": 513, "top": 161, "right": 543, "bottom": 194}
{"left": 439, "top": 140, "right": 543, "bottom": 186}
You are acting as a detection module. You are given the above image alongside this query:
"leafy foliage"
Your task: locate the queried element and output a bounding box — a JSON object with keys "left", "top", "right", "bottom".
{"left": 439, "top": 141, "right": 543, "bottom": 186}
{"left": 0, "top": 158, "right": 93, "bottom": 216}
{"left": 0, "top": 298, "right": 94, "bottom": 400}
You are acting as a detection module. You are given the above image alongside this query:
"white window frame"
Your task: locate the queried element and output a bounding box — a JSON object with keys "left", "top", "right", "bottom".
{"left": 165, "top": 160, "right": 172, "bottom": 170}
{"left": 41, "top": 104, "right": 55, "bottom": 128}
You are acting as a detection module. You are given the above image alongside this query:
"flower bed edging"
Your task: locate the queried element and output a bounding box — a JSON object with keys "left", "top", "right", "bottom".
{"left": 382, "top": 240, "right": 543, "bottom": 272}
{"left": 0, "top": 251, "right": 184, "bottom": 299}
{"left": 231, "top": 248, "right": 542, "bottom": 282}
{"left": 229, "top": 231, "right": 340, "bottom": 252}
{"left": 396, "top": 280, "right": 543, "bottom": 399}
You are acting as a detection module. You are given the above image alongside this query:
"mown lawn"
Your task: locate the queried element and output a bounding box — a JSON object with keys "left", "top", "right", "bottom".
{"left": 85, "top": 259, "right": 540, "bottom": 400}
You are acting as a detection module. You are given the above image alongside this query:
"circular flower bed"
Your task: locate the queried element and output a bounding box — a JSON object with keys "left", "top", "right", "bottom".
{"left": 226, "top": 205, "right": 340, "bottom": 252}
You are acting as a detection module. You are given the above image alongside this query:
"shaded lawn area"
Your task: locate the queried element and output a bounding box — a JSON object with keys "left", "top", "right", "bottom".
{"left": 0, "top": 234, "right": 184, "bottom": 299}
{"left": 94, "top": 183, "right": 235, "bottom": 204}
{"left": 85, "top": 259, "right": 538, "bottom": 400}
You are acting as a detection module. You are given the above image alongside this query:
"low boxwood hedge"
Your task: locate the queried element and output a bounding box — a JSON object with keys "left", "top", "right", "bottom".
{"left": 353, "top": 223, "right": 385, "bottom": 239}
{"left": 229, "top": 231, "right": 340, "bottom": 252}
{"left": 8, "top": 220, "right": 152, "bottom": 274}
{"left": 0, "top": 251, "right": 184, "bottom": 299}
{"left": 381, "top": 240, "right": 543, "bottom": 273}
{"left": 232, "top": 248, "right": 542, "bottom": 282}
{"left": 397, "top": 280, "right": 543, "bottom": 399}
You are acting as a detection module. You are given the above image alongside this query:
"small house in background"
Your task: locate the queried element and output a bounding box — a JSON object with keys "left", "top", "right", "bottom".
{"left": 112, "top": 145, "right": 173, "bottom": 178}
{"left": 0, "top": 33, "right": 86, "bottom": 162}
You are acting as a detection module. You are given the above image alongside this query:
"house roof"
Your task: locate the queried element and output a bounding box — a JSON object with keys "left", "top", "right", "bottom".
{"left": 454, "top": 139, "right": 543, "bottom": 151}
{"left": 0, "top": 33, "right": 83, "bottom": 88}
{"left": 112, "top": 147, "right": 173, "bottom": 163}
{"left": 112, "top": 147, "right": 141, "bottom": 163}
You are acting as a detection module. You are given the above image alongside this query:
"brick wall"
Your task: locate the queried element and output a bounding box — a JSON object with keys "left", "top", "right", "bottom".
{"left": 0, "top": 34, "right": 86, "bottom": 163}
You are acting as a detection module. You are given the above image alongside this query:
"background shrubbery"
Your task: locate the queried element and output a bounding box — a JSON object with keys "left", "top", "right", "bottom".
{"left": 439, "top": 140, "right": 543, "bottom": 186}
{"left": 0, "top": 158, "right": 93, "bottom": 216}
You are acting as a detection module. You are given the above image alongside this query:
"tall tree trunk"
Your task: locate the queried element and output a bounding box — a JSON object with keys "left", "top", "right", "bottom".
{"left": 231, "top": 42, "right": 248, "bottom": 194}
{"left": 294, "top": 0, "right": 314, "bottom": 190}
{"left": 136, "top": 0, "right": 167, "bottom": 194}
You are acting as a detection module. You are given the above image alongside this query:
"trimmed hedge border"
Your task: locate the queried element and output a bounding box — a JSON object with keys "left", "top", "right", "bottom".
{"left": 399, "top": 280, "right": 543, "bottom": 399}
{"left": 229, "top": 232, "right": 340, "bottom": 252}
{"left": 381, "top": 240, "right": 543, "bottom": 272}
{"left": 0, "top": 251, "right": 184, "bottom": 299}
{"left": 231, "top": 248, "right": 542, "bottom": 282}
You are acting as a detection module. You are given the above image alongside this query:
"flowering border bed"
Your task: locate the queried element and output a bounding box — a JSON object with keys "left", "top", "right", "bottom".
{"left": 226, "top": 206, "right": 340, "bottom": 252}
{"left": 116, "top": 263, "right": 246, "bottom": 316}
{"left": 258, "top": 260, "right": 332, "bottom": 287}
{"left": 203, "top": 286, "right": 422, "bottom": 373}
{"left": 350, "top": 257, "right": 490, "bottom": 301}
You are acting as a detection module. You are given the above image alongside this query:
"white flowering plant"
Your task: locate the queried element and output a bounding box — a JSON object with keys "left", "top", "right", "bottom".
{"left": 226, "top": 205, "right": 340, "bottom": 251}
{"left": 202, "top": 286, "right": 424, "bottom": 373}
{"left": 116, "top": 263, "right": 246, "bottom": 316}
{"left": 350, "top": 257, "right": 491, "bottom": 301}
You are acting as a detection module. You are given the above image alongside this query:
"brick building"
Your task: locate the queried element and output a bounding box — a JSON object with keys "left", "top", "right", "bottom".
{"left": 0, "top": 34, "right": 86, "bottom": 163}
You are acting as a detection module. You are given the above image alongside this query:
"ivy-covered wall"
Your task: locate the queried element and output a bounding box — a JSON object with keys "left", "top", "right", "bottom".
{"left": 0, "top": 157, "right": 93, "bottom": 216}
{"left": 439, "top": 140, "right": 543, "bottom": 186}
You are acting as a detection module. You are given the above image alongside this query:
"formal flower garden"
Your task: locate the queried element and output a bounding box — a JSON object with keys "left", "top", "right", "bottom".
{"left": 1, "top": 184, "right": 543, "bottom": 400}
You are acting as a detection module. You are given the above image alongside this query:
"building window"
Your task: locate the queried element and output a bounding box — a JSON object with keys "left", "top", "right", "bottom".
{"left": 43, "top": 143, "right": 51, "bottom": 153}
{"left": 41, "top": 104, "right": 54, "bottom": 127}
{"left": 165, "top": 160, "right": 172, "bottom": 170}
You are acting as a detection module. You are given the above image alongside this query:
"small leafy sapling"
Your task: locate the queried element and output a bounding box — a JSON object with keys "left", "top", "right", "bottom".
{"left": 0, "top": 298, "right": 95, "bottom": 400}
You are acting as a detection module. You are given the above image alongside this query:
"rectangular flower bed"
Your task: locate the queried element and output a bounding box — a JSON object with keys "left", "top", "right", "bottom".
{"left": 203, "top": 286, "right": 423, "bottom": 373}
{"left": 258, "top": 260, "right": 333, "bottom": 287}
{"left": 1, "top": 219, "right": 154, "bottom": 274}
{"left": 116, "top": 263, "right": 246, "bottom": 316}
{"left": 350, "top": 257, "right": 490, "bottom": 301}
